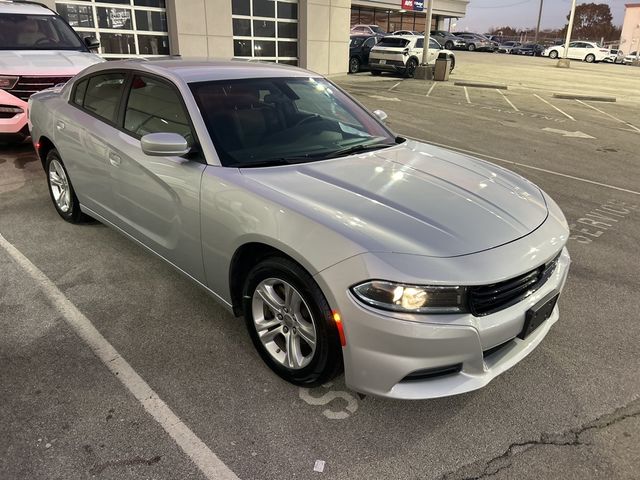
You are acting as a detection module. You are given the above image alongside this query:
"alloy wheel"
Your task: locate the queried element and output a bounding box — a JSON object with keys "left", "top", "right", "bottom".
{"left": 252, "top": 278, "right": 317, "bottom": 370}
{"left": 48, "top": 159, "right": 71, "bottom": 213}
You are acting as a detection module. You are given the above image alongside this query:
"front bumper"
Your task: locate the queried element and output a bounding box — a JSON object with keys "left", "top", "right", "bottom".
{"left": 0, "top": 89, "right": 29, "bottom": 138}
{"left": 315, "top": 216, "right": 570, "bottom": 399}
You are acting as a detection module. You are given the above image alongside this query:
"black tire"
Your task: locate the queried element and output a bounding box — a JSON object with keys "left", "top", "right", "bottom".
{"left": 585, "top": 54, "right": 595, "bottom": 63}
{"left": 450, "top": 56, "right": 456, "bottom": 73}
{"left": 405, "top": 58, "right": 418, "bottom": 78}
{"left": 549, "top": 50, "right": 558, "bottom": 59}
{"left": 370, "top": 69, "right": 382, "bottom": 76}
{"left": 349, "top": 56, "right": 360, "bottom": 74}
{"left": 468, "top": 43, "right": 476, "bottom": 52}
{"left": 45, "top": 149, "right": 89, "bottom": 224}
{"left": 445, "top": 41, "right": 454, "bottom": 50}
{"left": 242, "top": 256, "right": 343, "bottom": 387}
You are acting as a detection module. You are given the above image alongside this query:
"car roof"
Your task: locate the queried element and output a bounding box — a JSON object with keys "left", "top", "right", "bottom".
{"left": 82, "top": 58, "right": 314, "bottom": 84}
{"left": 0, "top": 1, "right": 55, "bottom": 15}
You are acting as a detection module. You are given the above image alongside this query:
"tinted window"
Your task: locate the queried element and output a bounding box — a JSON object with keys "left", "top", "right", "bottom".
{"left": 190, "top": 77, "right": 395, "bottom": 167}
{"left": 364, "top": 37, "right": 376, "bottom": 48}
{"left": 83, "top": 73, "right": 127, "bottom": 123}
{"left": 350, "top": 37, "right": 364, "bottom": 48}
{"left": 429, "top": 39, "right": 440, "bottom": 49}
{"left": 416, "top": 38, "right": 424, "bottom": 49}
{"left": 376, "top": 37, "right": 409, "bottom": 48}
{"left": 72, "top": 79, "right": 88, "bottom": 106}
{"left": 124, "top": 75, "right": 193, "bottom": 143}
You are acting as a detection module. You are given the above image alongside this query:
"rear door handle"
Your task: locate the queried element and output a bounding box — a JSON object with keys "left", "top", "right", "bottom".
{"left": 56, "top": 121, "right": 65, "bottom": 131}
{"left": 108, "top": 152, "right": 121, "bottom": 167}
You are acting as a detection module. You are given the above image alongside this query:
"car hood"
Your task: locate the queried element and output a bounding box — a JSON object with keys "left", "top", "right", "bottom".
{"left": 0, "top": 50, "right": 104, "bottom": 76}
{"left": 241, "top": 140, "right": 549, "bottom": 258}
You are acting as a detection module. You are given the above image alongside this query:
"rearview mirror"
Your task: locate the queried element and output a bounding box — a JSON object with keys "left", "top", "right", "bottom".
{"left": 84, "top": 36, "right": 100, "bottom": 50}
{"left": 141, "top": 133, "right": 191, "bottom": 157}
{"left": 373, "top": 109, "right": 388, "bottom": 123}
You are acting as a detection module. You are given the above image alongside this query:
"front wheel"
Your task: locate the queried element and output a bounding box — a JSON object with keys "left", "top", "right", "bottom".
{"left": 549, "top": 50, "right": 559, "bottom": 59}
{"left": 585, "top": 54, "right": 595, "bottom": 63}
{"left": 405, "top": 58, "right": 418, "bottom": 78}
{"left": 45, "top": 149, "right": 89, "bottom": 223}
{"left": 242, "top": 257, "right": 343, "bottom": 387}
{"left": 445, "top": 41, "right": 454, "bottom": 50}
{"left": 349, "top": 56, "right": 360, "bottom": 74}
{"left": 468, "top": 43, "right": 476, "bottom": 52}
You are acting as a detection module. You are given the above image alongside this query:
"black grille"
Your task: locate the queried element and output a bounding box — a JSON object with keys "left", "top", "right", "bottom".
{"left": 8, "top": 76, "right": 72, "bottom": 101}
{"left": 468, "top": 253, "right": 561, "bottom": 316}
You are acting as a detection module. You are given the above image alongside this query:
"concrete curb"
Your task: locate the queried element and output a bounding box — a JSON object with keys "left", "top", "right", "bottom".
{"left": 552, "top": 93, "right": 617, "bottom": 102}
{"left": 454, "top": 80, "right": 508, "bottom": 90}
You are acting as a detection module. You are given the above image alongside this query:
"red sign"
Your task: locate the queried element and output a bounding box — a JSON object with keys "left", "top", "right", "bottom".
{"left": 401, "top": 0, "right": 424, "bottom": 11}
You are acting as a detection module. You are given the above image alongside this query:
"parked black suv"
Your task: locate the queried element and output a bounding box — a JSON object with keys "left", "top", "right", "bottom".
{"left": 349, "top": 34, "right": 382, "bottom": 73}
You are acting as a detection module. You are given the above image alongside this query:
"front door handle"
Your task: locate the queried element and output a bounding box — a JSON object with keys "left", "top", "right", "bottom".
{"left": 56, "top": 121, "right": 65, "bottom": 131}
{"left": 108, "top": 152, "right": 121, "bottom": 167}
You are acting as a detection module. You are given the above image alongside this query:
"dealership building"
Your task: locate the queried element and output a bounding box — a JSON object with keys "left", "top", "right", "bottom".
{"left": 41, "top": 0, "right": 468, "bottom": 74}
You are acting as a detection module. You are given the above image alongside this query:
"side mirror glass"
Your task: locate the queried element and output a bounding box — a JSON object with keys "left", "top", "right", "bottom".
{"left": 373, "top": 109, "right": 388, "bottom": 123}
{"left": 141, "top": 132, "right": 191, "bottom": 157}
{"left": 84, "top": 36, "right": 100, "bottom": 50}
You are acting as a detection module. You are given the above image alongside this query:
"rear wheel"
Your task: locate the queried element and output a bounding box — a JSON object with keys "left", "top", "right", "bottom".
{"left": 549, "top": 50, "right": 559, "bottom": 59}
{"left": 585, "top": 53, "right": 595, "bottom": 63}
{"left": 45, "top": 149, "right": 89, "bottom": 224}
{"left": 349, "top": 56, "right": 361, "bottom": 74}
{"left": 242, "top": 257, "right": 343, "bottom": 387}
{"left": 405, "top": 58, "right": 418, "bottom": 78}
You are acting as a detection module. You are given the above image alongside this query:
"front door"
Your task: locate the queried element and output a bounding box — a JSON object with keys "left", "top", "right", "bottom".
{"left": 108, "top": 74, "right": 207, "bottom": 282}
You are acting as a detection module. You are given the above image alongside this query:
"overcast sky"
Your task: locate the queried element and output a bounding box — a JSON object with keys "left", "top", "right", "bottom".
{"left": 454, "top": 0, "right": 628, "bottom": 33}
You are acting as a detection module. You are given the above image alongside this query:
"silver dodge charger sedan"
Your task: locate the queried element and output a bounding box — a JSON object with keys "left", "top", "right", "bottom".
{"left": 28, "top": 60, "right": 570, "bottom": 399}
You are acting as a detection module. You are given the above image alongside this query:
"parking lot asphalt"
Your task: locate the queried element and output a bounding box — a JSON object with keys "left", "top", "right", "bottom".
{"left": 2, "top": 57, "right": 640, "bottom": 480}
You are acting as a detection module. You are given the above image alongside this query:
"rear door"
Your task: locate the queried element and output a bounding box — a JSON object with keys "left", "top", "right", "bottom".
{"left": 108, "top": 74, "right": 207, "bottom": 282}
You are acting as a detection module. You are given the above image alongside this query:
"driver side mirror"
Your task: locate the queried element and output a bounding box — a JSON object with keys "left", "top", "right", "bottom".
{"left": 141, "top": 133, "right": 191, "bottom": 157}
{"left": 84, "top": 36, "right": 100, "bottom": 50}
{"left": 373, "top": 109, "right": 388, "bottom": 123}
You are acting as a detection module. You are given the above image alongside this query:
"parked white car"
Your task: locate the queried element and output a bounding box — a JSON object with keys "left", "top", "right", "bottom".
{"left": 542, "top": 41, "right": 610, "bottom": 63}
{"left": 0, "top": 0, "right": 103, "bottom": 143}
{"left": 623, "top": 51, "right": 639, "bottom": 65}
{"left": 603, "top": 49, "right": 625, "bottom": 64}
{"left": 369, "top": 36, "right": 455, "bottom": 77}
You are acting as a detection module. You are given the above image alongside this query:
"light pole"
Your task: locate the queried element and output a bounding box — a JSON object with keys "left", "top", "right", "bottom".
{"left": 534, "top": 0, "right": 544, "bottom": 42}
{"left": 421, "top": 0, "right": 434, "bottom": 67}
{"left": 557, "top": 0, "right": 577, "bottom": 68}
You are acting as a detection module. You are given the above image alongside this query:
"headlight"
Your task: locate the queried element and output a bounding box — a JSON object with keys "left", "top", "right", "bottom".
{"left": 0, "top": 76, "right": 19, "bottom": 90}
{"left": 351, "top": 281, "right": 467, "bottom": 314}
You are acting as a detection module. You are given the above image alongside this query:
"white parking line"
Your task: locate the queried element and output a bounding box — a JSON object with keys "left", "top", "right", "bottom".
{"left": 497, "top": 89, "right": 519, "bottom": 112}
{"left": 576, "top": 100, "right": 640, "bottom": 133}
{"left": 464, "top": 86, "right": 471, "bottom": 104}
{"left": 533, "top": 94, "right": 576, "bottom": 121}
{"left": 389, "top": 81, "right": 402, "bottom": 91}
{"left": 426, "top": 83, "right": 437, "bottom": 97}
{"left": 401, "top": 135, "right": 640, "bottom": 196}
{"left": 0, "top": 234, "right": 240, "bottom": 480}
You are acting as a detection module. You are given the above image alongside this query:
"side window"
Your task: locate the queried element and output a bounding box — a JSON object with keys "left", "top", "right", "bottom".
{"left": 364, "top": 37, "right": 376, "bottom": 48}
{"left": 416, "top": 38, "right": 424, "bottom": 49}
{"left": 429, "top": 39, "right": 440, "bottom": 49}
{"left": 72, "top": 79, "right": 88, "bottom": 106}
{"left": 83, "top": 73, "right": 127, "bottom": 124}
{"left": 124, "top": 75, "right": 194, "bottom": 145}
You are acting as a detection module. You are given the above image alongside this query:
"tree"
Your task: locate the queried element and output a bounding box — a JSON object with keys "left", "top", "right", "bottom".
{"left": 565, "top": 3, "right": 619, "bottom": 42}
{"left": 488, "top": 26, "right": 519, "bottom": 37}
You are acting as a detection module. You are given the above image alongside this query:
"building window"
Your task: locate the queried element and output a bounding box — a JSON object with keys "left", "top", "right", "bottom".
{"left": 232, "top": 0, "right": 298, "bottom": 65}
{"left": 55, "top": 0, "right": 169, "bottom": 58}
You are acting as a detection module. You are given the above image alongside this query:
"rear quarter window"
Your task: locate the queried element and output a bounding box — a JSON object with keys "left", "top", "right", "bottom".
{"left": 376, "top": 38, "right": 409, "bottom": 48}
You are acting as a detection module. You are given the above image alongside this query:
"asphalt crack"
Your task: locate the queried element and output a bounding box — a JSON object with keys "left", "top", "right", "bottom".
{"left": 439, "top": 399, "right": 640, "bottom": 480}
{"left": 88, "top": 455, "right": 162, "bottom": 475}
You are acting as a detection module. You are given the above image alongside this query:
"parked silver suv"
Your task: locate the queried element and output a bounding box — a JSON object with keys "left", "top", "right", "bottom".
{"left": 369, "top": 36, "right": 455, "bottom": 77}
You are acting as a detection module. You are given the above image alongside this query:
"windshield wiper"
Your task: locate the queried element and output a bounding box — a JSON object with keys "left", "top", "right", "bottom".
{"left": 322, "top": 142, "right": 397, "bottom": 160}
{"left": 231, "top": 156, "right": 316, "bottom": 168}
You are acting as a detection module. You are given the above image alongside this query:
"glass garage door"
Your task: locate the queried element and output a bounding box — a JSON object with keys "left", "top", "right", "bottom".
{"left": 56, "top": 0, "right": 170, "bottom": 58}
{"left": 232, "top": 0, "right": 298, "bottom": 65}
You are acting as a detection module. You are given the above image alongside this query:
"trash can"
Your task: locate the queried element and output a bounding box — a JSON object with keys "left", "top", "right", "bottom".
{"left": 434, "top": 52, "right": 451, "bottom": 81}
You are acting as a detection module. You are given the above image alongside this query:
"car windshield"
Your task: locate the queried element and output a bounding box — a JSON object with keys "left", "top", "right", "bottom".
{"left": 350, "top": 37, "right": 365, "bottom": 47}
{"left": 376, "top": 37, "right": 410, "bottom": 48}
{"left": 190, "top": 77, "right": 397, "bottom": 167}
{"left": 0, "top": 13, "right": 85, "bottom": 51}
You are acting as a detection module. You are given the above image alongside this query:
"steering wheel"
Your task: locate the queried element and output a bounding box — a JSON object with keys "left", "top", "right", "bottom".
{"left": 35, "top": 37, "right": 54, "bottom": 46}
{"left": 294, "top": 114, "right": 322, "bottom": 128}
